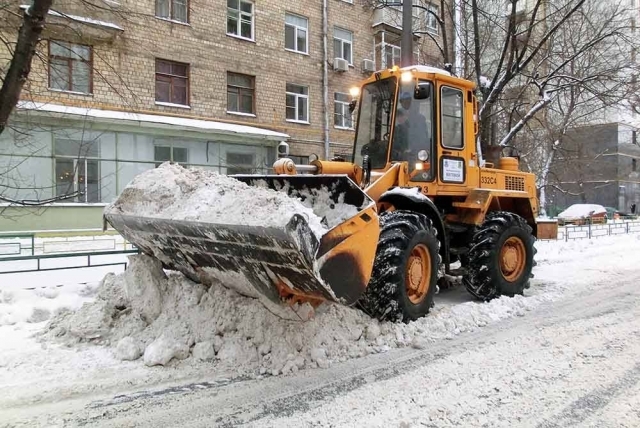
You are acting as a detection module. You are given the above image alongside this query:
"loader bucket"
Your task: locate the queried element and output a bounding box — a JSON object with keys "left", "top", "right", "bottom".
{"left": 104, "top": 175, "right": 380, "bottom": 313}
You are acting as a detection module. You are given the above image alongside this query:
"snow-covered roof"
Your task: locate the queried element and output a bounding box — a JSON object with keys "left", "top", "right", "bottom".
{"left": 20, "top": 5, "right": 124, "bottom": 31}
{"left": 557, "top": 204, "right": 607, "bottom": 219}
{"left": 16, "top": 101, "right": 290, "bottom": 141}
{"left": 400, "top": 65, "right": 453, "bottom": 78}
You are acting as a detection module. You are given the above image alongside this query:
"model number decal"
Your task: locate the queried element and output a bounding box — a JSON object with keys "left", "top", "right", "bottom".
{"left": 481, "top": 176, "right": 497, "bottom": 185}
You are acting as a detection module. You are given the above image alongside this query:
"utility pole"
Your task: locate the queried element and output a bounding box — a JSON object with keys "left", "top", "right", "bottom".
{"left": 401, "top": 0, "right": 413, "bottom": 67}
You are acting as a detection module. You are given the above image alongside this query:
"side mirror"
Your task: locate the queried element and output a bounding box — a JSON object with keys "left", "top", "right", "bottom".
{"left": 349, "top": 100, "right": 357, "bottom": 113}
{"left": 414, "top": 83, "right": 431, "bottom": 100}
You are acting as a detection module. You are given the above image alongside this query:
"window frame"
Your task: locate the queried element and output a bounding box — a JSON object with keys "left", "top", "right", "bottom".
{"left": 154, "top": 145, "right": 189, "bottom": 167}
{"left": 53, "top": 139, "right": 101, "bottom": 203}
{"left": 440, "top": 85, "right": 465, "bottom": 150}
{"left": 333, "top": 27, "right": 353, "bottom": 65}
{"left": 227, "top": 0, "right": 255, "bottom": 41}
{"left": 155, "top": 0, "right": 190, "bottom": 24}
{"left": 227, "top": 72, "right": 256, "bottom": 115}
{"left": 226, "top": 151, "right": 257, "bottom": 175}
{"left": 334, "top": 92, "right": 355, "bottom": 130}
{"left": 383, "top": 43, "right": 401, "bottom": 68}
{"left": 426, "top": 3, "right": 440, "bottom": 35}
{"left": 155, "top": 58, "right": 190, "bottom": 107}
{"left": 48, "top": 40, "right": 94, "bottom": 95}
{"left": 284, "top": 12, "right": 309, "bottom": 54}
{"left": 286, "top": 83, "right": 310, "bottom": 124}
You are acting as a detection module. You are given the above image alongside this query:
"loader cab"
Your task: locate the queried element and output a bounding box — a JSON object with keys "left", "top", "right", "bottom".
{"left": 353, "top": 73, "right": 435, "bottom": 183}
{"left": 352, "top": 66, "right": 477, "bottom": 188}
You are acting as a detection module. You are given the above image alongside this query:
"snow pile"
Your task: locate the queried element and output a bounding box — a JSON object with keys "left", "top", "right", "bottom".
{"left": 0, "top": 283, "right": 96, "bottom": 326}
{"left": 104, "top": 163, "right": 328, "bottom": 238}
{"left": 41, "top": 253, "right": 555, "bottom": 374}
{"left": 557, "top": 203, "right": 606, "bottom": 219}
{"left": 294, "top": 186, "right": 361, "bottom": 229}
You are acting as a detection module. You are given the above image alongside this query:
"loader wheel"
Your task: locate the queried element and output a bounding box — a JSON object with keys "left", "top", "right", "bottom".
{"left": 464, "top": 211, "right": 536, "bottom": 301}
{"left": 357, "top": 210, "right": 440, "bottom": 323}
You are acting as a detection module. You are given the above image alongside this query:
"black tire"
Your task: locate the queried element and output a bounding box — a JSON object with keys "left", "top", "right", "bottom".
{"left": 357, "top": 210, "right": 440, "bottom": 323}
{"left": 464, "top": 211, "right": 536, "bottom": 301}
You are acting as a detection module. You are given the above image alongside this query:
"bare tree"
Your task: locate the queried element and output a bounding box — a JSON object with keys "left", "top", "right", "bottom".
{"left": 0, "top": 0, "right": 53, "bottom": 136}
{"left": 510, "top": 0, "right": 637, "bottom": 214}
{"left": 0, "top": 0, "right": 149, "bottom": 209}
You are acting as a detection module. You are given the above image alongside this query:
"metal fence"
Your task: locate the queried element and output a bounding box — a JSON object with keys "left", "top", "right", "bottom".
{"left": 0, "top": 233, "right": 134, "bottom": 257}
{"left": 556, "top": 220, "right": 640, "bottom": 241}
{"left": 0, "top": 249, "right": 139, "bottom": 275}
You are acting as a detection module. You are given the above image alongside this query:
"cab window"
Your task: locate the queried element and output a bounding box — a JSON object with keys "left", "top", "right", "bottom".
{"left": 441, "top": 86, "right": 464, "bottom": 149}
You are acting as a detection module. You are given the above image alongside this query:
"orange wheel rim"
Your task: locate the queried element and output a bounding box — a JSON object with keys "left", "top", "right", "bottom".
{"left": 500, "top": 237, "right": 526, "bottom": 282}
{"left": 405, "top": 243, "right": 431, "bottom": 304}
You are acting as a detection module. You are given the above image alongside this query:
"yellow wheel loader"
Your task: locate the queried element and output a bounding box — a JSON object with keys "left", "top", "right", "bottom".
{"left": 105, "top": 65, "right": 550, "bottom": 323}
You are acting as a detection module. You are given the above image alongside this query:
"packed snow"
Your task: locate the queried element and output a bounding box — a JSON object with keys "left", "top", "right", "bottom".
{"left": 11, "top": 235, "right": 636, "bottom": 375}
{"left": 104, "top": 163, "right": 363, "bottom": 240}
{"left": 104, "top": 163, "right": 329, "bottom": 238}
{"left": 1, "top": 233, "right": 639, "bottom": 421}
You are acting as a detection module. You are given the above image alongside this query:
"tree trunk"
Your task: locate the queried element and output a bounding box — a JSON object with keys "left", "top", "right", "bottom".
{"left": 538, "top": 144, "right": 556, "bottom": 217}
{"left": 439, "top": 0, "right": 450, "bottom": 65}
{"left": 0, "top": 0, "right": 53, "bottom": 136}
{"left": 479, "top": 105, "right": 494, "bottom": 154}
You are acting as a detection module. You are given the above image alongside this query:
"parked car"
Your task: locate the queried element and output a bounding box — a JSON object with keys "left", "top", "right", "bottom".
{"left": 557, "top": 204, "right": 608, "bottom": 225}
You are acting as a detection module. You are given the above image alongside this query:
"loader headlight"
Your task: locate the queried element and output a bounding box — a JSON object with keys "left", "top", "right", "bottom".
{"left": 418, "top": 150, "right": 429, "bottom": 161}
{"left": 401, "top": 71, "right": 414, "bottom": 83}
{"left": 349, "top": 86, "right": 360, "bottom": 98}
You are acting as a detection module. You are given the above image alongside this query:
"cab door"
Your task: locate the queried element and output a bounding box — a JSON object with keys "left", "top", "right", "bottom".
{"left": 437, "top": 84, "right": 467, "bottom": 194}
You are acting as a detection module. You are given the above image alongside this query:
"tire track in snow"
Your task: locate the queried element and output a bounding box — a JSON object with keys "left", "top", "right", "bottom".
{"left": 536, "top": 362, "right": 640, "bottom": 428}
{"left": 65, "top": 275, "right": 640, "bottom": 427}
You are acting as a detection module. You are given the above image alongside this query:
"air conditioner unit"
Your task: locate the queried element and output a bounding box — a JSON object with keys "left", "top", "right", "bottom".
{"left": 334, "top": 58, "right": 349, "bottom": 72}
{"left": 362, "top": 59, "right": 375, "bottom": 73}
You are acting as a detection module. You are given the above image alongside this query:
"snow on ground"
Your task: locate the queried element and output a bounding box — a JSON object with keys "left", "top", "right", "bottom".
{"left": 0, "top": 233, "right": 639, "bottom": 412}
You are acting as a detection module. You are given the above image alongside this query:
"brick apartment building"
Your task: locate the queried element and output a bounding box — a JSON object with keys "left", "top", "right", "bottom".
{"left": 0, "top": 0, "right": 450, "bottom": 231}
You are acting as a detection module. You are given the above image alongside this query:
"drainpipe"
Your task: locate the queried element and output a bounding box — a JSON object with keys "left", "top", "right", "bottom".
{"left": 322, "top": 0, "right": 330, "bottom": 160}
{"left": 401, "top": 0, "right": 413, "bottom": 67}
{"left": 454, "top": 0, "right": 462, "bottom": 76}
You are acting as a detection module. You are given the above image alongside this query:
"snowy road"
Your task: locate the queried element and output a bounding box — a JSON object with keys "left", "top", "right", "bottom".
{"left": 2, "top": 235, "right": 640, "bottom": 427}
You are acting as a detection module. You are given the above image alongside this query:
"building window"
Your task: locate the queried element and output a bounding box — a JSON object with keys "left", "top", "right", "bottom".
{"left": 155, "top": 0, "right": 188, "bottom": 23}
{"left": 288, "top": 155, "right": 309, "bottom": 164}
{"left": 48, "top": 41, "right": 92, "bottom": 94}
{"left": 633, "top": 158, "right": 637, "bottom": 172}
{"left": 227, "top": 72, "right": 255, "bottom": 114}
{"left": 226, "top": 152, "right": 256, "bottom": 175}
{"left": 154, "top": 145, "right": 188, "bottom": 167}
{"left": 54, "top": 139, "right": 100, "bottom": 203}
{"left": 333, "top": 27, "right": 353, "bottom": 64}
{"left": 426, "top": 3, "right": 439, "bottom": 34}
{"left": 286, "top": 83, "right": 309, "bottom": 123}
{"left": 285, "top": 13, "right": 308, "bottom": 54}
{"left": 334, "top": 92, "right": 354, "bottom": 129}
{"left": 155, "top": 59, "right": 189, "bottom": 106}
{"left": 227, "top": 0, "right": 254, "bottom": 40}
{"left": 384, "top": 44, "right": 401, "bottom": 68}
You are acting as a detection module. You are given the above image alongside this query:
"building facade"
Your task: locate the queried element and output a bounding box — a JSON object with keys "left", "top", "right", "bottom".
{"left": 547, "top": 122, "right": 640, "bottom": 215}
{"left": 0, "top": 0, "right": 450, "bottom": 231}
